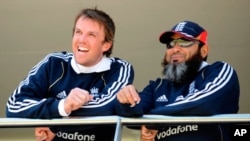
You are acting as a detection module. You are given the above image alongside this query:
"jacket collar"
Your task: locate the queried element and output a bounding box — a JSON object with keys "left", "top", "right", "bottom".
{"left": 199, "top": 61, "right": 209, "bottom": 71}
{"left": 71, "top": 56, "right": 111, "bottom": 74}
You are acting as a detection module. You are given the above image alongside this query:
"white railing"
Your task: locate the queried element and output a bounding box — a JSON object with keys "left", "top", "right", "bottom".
{"left": 1, "top": 114, "right": 250, "bottom": 141}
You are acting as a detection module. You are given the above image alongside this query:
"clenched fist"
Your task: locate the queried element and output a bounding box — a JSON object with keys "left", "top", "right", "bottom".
{"left": 116, "top": 85, "right": 141, "bottom": 107}
{"left": 35, "top": 127, "right": 55, "bottom": 141}
{"left": 64, "top": 88, "right": 94, "bottom": 114}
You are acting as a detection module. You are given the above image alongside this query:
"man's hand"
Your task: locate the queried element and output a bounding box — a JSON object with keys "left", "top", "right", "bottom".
{"left": 116, "top": 85, "right": 141, "bottom": 107}
{"left": 35, "top": 127, "right": 55, "bottom": 141}
{"left": 64, "top": 88, "right": 94, "bottom": 114}
{"left": 140, "top": 125, "right": 158, "bottom": 141}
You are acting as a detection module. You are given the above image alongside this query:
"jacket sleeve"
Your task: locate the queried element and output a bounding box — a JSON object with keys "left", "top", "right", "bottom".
{"left": 149, "top": 62, "right": 240, "bottom": 116}
{"left": 115, "top": 79, "right": 160, "bottom": 117}
{"left": 6, "top": 54, "right": 61, "bottom": 119}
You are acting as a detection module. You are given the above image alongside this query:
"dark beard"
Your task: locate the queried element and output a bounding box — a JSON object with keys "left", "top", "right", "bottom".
{"left": 163, "top": 52, "right": 203, "bottom": 84}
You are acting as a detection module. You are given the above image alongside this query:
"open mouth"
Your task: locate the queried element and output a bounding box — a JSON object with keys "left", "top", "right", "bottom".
{"left": 78, "top": 46, "right": 89, "bottom": 52}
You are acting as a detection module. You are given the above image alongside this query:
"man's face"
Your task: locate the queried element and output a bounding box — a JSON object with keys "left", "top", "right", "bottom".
{"left": 72, "top": 17, "right": 111, "bottom": 67}
{"left": 165, "top": 34, "right": 201, "bottom": 65}
{"left": 164, "top": 34, "right": 204, "bottom": 83}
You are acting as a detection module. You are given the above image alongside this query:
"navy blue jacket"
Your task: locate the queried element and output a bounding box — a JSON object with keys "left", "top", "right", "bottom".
{"left": 6, "top": 51, "right": 134, "bottom": 141}
{"left": 116, "top": 61, "right": 240, "bottom": 141}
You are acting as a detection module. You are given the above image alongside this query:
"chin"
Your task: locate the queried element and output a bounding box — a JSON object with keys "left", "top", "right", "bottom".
{"left": 172, "top": 61, "right": 183, "bottom": 65}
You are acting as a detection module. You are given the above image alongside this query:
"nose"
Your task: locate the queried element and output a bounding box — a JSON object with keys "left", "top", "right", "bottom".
{"left": 79, "top": 34, "right": 85, "bottom": 42}
{"left": 171, "top": 44, "right": 182, "bottom": 52}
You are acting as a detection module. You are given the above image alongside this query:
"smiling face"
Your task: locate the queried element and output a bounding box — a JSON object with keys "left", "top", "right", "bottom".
{"left": 72, "top": 16, "right": 111, "bottom": 67}
{"left": 162, "top": 33, "right": 209, "bottom": 83}
{"left": 165, "top": 34, "right": 200, "bottom": 64}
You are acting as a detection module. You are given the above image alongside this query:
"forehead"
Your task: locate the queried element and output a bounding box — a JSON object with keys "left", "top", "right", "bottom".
{"left": 75, "top": 16, "right": 104, "bottom": 31}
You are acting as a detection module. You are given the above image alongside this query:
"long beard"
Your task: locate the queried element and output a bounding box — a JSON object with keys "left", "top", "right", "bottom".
{"left": 164, "top": 52, "right": 203, "bottom": 84}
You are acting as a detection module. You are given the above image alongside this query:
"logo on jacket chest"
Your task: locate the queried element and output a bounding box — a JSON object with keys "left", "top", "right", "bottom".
{"left": 189, "top": 81, "right": 199, "bottom": 94}
{"left": 90, "top": 87, "right": 99, "bottom": 97}
{"left": 56, "top": 91, "right": 67, "bottom": 99}
{"left": 56, "top": 87, "right": 100, "bottom": 99}
{"left": 156, "top": 94, "right": 168, "bottom": 102}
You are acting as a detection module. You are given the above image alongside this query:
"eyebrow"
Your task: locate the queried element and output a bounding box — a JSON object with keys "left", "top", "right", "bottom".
{"left": 75, "top": 27, "right": 99, "bottom": 35}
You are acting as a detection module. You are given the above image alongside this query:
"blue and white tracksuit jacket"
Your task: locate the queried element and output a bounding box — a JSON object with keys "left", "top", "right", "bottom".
{"left": 6, "top": 51, "right": 134, "bottom": 141}
{"left": 116, "top": 61, "right": 240, "bottom": 141}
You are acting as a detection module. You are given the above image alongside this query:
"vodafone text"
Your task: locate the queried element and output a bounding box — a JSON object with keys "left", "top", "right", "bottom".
{"left": 156, "top": 125, "right": 198, "bottom": 139}
{"left": 57, "top": 131, "right": 95, "bottom": 141}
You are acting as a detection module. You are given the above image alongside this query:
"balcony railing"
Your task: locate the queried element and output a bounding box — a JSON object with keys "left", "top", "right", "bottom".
{"left": 1, "top": 114, "right": 250, "bottom": 141}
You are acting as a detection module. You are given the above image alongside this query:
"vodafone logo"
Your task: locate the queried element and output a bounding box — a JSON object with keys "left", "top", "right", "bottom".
{"left": 156, "top": 125, "right": 198, "bottom": 139}
{"left": 57, "top": 131, "right": 95, "bottom": 141}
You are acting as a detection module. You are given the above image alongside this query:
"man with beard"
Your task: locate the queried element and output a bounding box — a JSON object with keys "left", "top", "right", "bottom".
{"left": 115, "top": 21, "right": 240, "bottom": 141}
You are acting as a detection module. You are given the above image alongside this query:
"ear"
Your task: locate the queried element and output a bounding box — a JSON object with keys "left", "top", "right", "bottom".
{"left": 200, "top": 45, "right": 209, "bottom": 59}
{"left": 102, "top": 41, "right": 112, "bottom": 52}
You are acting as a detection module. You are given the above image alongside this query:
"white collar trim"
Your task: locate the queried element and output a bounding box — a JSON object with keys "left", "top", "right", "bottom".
{"left": 71, "top": 56, "right": 111, "bottom": 74}
{"left": 199, "top": 61, "right": 209, "bottom": 71}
